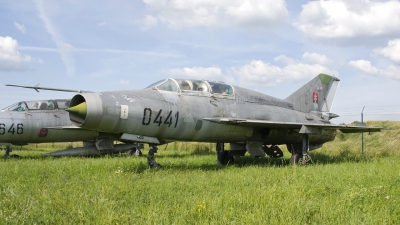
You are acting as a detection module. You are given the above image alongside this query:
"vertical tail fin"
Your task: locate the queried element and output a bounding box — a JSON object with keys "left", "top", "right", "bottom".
{"left": 285, "top": 73, "right": 340, "bottom": 113}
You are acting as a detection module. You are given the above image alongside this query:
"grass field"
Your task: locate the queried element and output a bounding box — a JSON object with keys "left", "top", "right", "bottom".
{"left": 1, "top": 121, "right": 400, "bottom": 224}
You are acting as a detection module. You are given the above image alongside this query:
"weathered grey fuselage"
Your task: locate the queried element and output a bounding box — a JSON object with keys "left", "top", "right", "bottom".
{"left": 69, "top": 80, "right": 336, "bottom": 146}
{"left": 0, "top": 99, "right": 98, "bottom": 146}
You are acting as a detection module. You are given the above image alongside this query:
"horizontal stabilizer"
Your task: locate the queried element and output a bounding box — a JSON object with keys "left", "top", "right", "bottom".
{"left": 203, "top": 118, "right": 381, "bottom": 133}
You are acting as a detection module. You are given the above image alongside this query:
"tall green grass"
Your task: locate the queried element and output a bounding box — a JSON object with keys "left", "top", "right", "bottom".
{"left": 1, "top": 121, "right": 399, "bottom": 224}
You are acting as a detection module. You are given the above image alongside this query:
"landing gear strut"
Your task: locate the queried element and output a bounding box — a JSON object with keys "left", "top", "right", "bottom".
{"left": 287, "top": 134, "right": 313, "bottom": 165}
{"left": 4, "top": 146, "right": 12, "bottom": 158}
{"left": 300, "top": 134, "right": 313, "bottom": 164}
{"left": 147, "top": 144, "right": 161, "bottom": 169}
{"left": 216, "top": 142, "right": 234, "bottom": 165}
{"left": 3, "top": 146, "right": 20, "bottom": 159}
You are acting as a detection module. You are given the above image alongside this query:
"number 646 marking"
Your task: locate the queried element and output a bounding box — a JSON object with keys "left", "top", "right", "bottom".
{"left": 0, "top": 123, "right": 24, "bottom": 135}
{"left": 142, "top": 108, "right": 179, "bottom": 128}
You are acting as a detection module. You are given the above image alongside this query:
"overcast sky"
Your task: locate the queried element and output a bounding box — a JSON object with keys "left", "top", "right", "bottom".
{"left": 1, "top": 0, "right": 400, "bottom": 123}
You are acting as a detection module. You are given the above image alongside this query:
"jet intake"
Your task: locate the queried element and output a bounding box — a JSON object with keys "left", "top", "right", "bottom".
{"left": 67, "top": 93, "right": 103, "bottom": 128}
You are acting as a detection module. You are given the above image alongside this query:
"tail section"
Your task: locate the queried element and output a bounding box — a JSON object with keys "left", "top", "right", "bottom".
{"left": 285, "top": 74, "right": 340, "bottom": 113}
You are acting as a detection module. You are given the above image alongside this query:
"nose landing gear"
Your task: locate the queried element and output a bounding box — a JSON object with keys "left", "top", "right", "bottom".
{"left": 3, "top": 146, "right": 20, "bottom": 159}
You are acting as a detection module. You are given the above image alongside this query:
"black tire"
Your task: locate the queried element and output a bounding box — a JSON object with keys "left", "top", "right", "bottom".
{"left": 126, "top": 148, "right": 136, "bottom": 156}
{"left": 217, "top": 150, "right": 234, "bottom": 165}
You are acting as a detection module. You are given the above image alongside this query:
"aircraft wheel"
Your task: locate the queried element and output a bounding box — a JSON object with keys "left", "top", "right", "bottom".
{"left": 126, "top": 148, "right": 136, "bottom": 156}
{"left": 217, "top": 150, "right": 234, "bottom": 165}
{"left": 135, "top": 149, "right": 143, "bottom": 156}
{"left": 127, "top": 148, "right": 142, "bottom": 157}
{"left": 290, "top": 154, "right": 301, "bottom": 165}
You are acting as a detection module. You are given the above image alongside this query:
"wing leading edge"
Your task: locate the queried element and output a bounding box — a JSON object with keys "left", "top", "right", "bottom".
{"left": 202, "top": 118, "right": 381, "bottom": 133}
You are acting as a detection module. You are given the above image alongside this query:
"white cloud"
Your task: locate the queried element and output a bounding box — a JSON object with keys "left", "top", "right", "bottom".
{"left": 234, "top": 54, "right": 337, "bottom": 87}
{"left": 97, "top": 21, "right": 107, "bottom": 26}
{"left": 163, "top": 53, "right": 337, "bottom": 89}
{"left": 274, "top": 55, "right": 296, "bottom": 65}
{"left": 349, "top": 59, "right": 400, "bottom": 80}
{"left": 294, "top": 0, "right": 400, "bottom": 41}
{"left": 302, "top": 52, "right": 333, "bottom": 65}
{"left": 120, "top": 80, "right": 130, "bottom": 85}
{"left": 138, "top": 0, "right": 288, "bottom": 29}
{"left": 374, "top": 39, "right": 400, "bottom": 63}
{"left": 0, "top": 36, "right": 32, "bottom": 71}
{"left": 61, "top": 42, "right": 74, "bottom": 52}
{"left": 136, "top": 15, "right": 158, "bottom": 30}
{"left": 14, "top": 21, "right": 26, "bottom": 34}
{"left": 34, "top": 0, "right": 75, "bottom": 76}
{"left": 163, "top": 66, "right": 234, "bottom": 82}
{"left": 19, "top": 45, "right": 182, "bottom": 58}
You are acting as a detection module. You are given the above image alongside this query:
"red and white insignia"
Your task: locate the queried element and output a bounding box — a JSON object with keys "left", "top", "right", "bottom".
{"left": 312, "top": 92, "right": 318, "bottom": 104}
{"left": 39, "top": 128, "right": 48, "bottom": 137}
{"left": 312, "top": 92, "right": 319, "bottom": 110}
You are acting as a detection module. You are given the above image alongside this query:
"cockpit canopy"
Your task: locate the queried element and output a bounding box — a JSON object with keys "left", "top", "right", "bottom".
{"left": 146, "top": 78, "right": 234, "bottom": 95}
{"left": 2, "top": 99, "right": 70, "bottom": 112}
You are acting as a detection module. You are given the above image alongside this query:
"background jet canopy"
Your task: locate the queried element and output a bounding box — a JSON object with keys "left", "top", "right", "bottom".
{"left": 3, "top": 99, "right": 70, "bottom": 111}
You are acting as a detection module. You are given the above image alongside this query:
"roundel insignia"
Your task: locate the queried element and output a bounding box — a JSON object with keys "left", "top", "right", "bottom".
{"left": 39, "top": 128, "right": 48, "bottom": 137}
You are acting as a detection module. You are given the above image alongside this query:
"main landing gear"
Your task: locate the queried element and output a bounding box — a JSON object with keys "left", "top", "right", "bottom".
{"left": 287, "top": 134, "right": 313, "bottom": 165}
{"left": 147, "top": 144, "right": 161, "bottom": 169}
{"left": 3, "top": 146, "right": 20, "bottom": 159}
{"left": 126, "top": 144, "right": 143, "bottom": 157}
{"left": 216, "top": 143, "right": 234, "bottom": 165}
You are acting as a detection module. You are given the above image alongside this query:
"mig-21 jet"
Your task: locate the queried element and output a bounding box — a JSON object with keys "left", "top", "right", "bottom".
{"left": 0, "top": 87, "right": 141, "bottom": 158}
{"left": 62, "top": 73, "right": 380, "bottom": 167}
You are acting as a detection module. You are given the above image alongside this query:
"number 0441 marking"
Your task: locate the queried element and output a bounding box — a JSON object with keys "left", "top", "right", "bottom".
{"left": 142, "top": 108, "right": 179, "bottom": 128}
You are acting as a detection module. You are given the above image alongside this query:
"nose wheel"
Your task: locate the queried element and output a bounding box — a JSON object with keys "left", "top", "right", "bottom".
{"left": 147, "top": 144, "right": 161, "bottom": 169}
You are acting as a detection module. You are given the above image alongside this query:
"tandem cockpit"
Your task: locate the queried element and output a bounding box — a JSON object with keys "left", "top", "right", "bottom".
{"left": 146, "top": 78, "right": 234, "bottom": 98}
{"left": 2, "top": 99, "right": 71, "bottom": 112}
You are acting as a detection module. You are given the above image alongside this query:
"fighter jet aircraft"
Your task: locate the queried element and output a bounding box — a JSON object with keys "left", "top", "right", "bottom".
{"left": 0, "top": 97, "right": 139, "bottom": 158}
{"left": 64, "top": 73, "right": 381, "bottom": 167}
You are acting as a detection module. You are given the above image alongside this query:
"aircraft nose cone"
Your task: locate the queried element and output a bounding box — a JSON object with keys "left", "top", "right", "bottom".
{"left": 66, "top": 102, "right": 87, "bottom": 118}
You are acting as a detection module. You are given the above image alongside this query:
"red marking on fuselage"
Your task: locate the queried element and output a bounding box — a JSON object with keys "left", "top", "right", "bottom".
{"left": 39, "top": 128, "right": 48, "bottom": 137}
